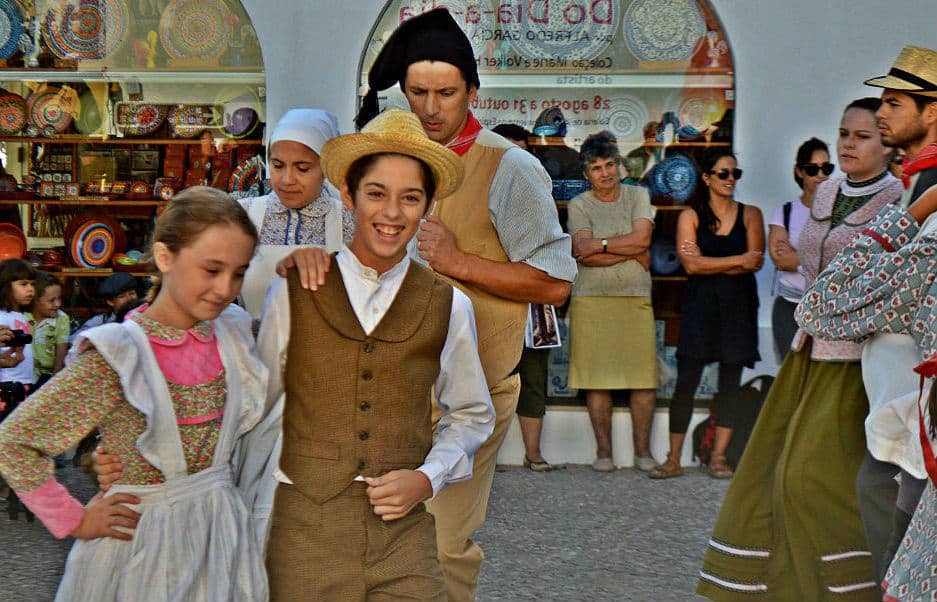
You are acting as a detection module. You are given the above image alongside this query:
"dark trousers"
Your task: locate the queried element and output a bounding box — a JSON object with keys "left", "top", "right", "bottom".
{"left": 855, "top": 451, "right": 926, "bottom": 587}
{"left": 669, "top": 358, "right": 744, "bottom": 433}
{"left": 771, "top": 296, "right": 799, "bottom": 363}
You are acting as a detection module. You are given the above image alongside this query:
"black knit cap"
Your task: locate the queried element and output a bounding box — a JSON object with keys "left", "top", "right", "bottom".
{"left": 355, "top": 8, "right": 480, "bottom": 130}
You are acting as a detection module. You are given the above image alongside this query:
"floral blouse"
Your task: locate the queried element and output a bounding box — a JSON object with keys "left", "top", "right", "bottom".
{"left": 0, "top": 311, "right": 226, "bottom": 493}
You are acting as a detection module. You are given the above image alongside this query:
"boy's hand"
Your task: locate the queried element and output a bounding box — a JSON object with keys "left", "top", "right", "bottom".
{"left": 71, "top": 491, "right": 141, "bottom": 541}
{"left": 91, "top": 446, "right": 124, "bottom": 492}
{"left": 275, "top": 247, "right": 331, "bottom": 290}
{"left": 364, "top": 470, "right": 433, "bottom": 521}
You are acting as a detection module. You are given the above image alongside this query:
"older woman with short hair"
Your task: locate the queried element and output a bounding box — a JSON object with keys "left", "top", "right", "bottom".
{"left": 567, "top": 132, "right": 658, "bottom": 472}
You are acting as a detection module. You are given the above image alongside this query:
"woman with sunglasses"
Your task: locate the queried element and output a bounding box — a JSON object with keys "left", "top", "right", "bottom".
{"left": 768, "top": 138, "right": 833, "bottom": 361}
{"left": 649, "top": 149, "right": 764, "bottom": 480}
{"left": 698, "top": 97, "right": 903, "bottom": 602}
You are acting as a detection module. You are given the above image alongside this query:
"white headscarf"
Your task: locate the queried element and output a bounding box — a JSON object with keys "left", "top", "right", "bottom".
{"left": 268, "top": 109, "right": 340, "bottom": 155}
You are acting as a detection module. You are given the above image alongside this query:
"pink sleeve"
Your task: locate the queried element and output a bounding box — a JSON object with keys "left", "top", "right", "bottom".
{"left": 18, "top": 477, "right": 85, "bottom": 539}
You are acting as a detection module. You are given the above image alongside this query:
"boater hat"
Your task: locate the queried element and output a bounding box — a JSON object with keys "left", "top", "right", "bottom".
{"left": 321, "top": 109, "right": 464, "bottom": 200}
{"left": 865, "top": 45, "right": 937, "bottom": 98}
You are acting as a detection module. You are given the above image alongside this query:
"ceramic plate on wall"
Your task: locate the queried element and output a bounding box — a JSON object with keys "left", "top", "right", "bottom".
{"left": 116, "top": 103, "right": 167, "bottom": 136}
{"left": 606, "top": 95, "right": 650, "bottom": 142}
{"left": 649, "top": 153, "right": 697, "bottom": 205}
{"left": 26, "top": 87, "right": 74, "bottom": 133}
{"left": 0, "top": 90, "right": 26, "bottom": 135}
{"left": 159, "top": 0, "right": 232, "bottom": 61}
{"left": 228, "top": 156, "right": 262, "bottom": 192}
{"left": 44, "top": 0, "right": 129, "bottom": 60}
{"left": 0, "top": 0, "right": 25, "bottom": 59}
{"left": 624, "top": 0, "right": 705, "bottom": 62}
{"left": 167, "top": 104, "right": 216, "bottom": 138}
{"left": 0, "top": 223, "right": 26, "bottom": 260}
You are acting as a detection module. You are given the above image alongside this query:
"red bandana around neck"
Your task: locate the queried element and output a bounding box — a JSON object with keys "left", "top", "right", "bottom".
{"left": 445, "top": 112, "right": 483, "bottom": 156}
{"left": 901, "top": 141, "right": 937, "bottom": 188}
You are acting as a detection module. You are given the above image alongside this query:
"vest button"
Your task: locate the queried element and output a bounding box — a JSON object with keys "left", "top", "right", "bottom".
{"left": 359, "top": 401, "right": 371, "bottom": 412}
{"left": 359, "top": 431, "right": 369, "bottom": 441}
{"left": 358, "top": 460, "right": 366, "bottom": 471}
{"left": 363, "top": 343, "right": 374, "bottom": 353}
{"left": 362, "top": 370, "right": 373, "bottom": 381}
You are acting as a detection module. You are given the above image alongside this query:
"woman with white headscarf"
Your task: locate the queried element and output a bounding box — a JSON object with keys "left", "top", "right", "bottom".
{"left": 239, "top": 109, "right": 354, "bottom": 318}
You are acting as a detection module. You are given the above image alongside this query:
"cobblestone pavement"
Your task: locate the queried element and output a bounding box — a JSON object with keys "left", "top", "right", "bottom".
{"left": 1, "top": 463, "right": 727, "bottom": 601}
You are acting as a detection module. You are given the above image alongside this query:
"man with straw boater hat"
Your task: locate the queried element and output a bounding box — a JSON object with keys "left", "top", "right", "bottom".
{"left": 283, "top": 8, "right": 576, "bottom": 600}
{"left": 847, "top": 44, "right": 937, "bottom": 587}
{"left": 248, "top": 108, "right": 495, "bottom": 600}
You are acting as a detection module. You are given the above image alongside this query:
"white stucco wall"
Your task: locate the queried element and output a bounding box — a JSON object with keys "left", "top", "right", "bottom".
{"left": 240, "top": 0, "right": 937, "bottom": 335}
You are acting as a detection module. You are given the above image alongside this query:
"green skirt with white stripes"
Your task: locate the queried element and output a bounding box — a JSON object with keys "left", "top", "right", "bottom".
{"left": 697, "top": 345, "right": 879, "bottom": 601}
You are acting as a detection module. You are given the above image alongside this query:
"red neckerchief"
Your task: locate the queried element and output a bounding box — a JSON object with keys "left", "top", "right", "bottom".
{"left": 445, "top": 112, "right": 483, "bottom": 157}
{"left": 912, "top": 358, "right": 937, "bottom": 485}
{"left": 901, "top": 141, "right": 937, "bottom": 188}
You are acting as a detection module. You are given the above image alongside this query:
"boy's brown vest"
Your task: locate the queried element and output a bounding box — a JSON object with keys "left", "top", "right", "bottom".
{"left": 433, "top": 129, "right": 529, "bottom": 386}
{"left": 279, "top": 259, "right": 452, "bottom": 505}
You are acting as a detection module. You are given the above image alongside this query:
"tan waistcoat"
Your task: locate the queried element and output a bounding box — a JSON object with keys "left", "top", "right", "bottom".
{"left": 433, "top": 129, "right": 529, "bottom": 385}
{"left": 280, "top": 259, "right": 452, "bottom": 505}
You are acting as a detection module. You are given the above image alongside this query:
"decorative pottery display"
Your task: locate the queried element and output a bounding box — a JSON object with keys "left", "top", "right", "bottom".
{"left": 0, "top": 222, "right": 26, "bottom": 260}
{"left": 167, "top": 104, "right": 215, "bottom": 138}
{"left": 153, "top": 176, "right": 179, "bottom": 200}
{"left": 74, "top": 89, "right": 105, "bottom": 135}
{"left": 606, "top": 95, "right": 649, "bottom": 142}
{"left": 130, "top": 181, "right": 148, "bottom": 194}
{"left": 0, "top": 0, "right": 25, "bottom": 59}
{"left": 678, "top": 90, "right": 727, "bottom": 135}
{"left": 65, "top": 213, "right": 126, "bottom": 268}
{"left": 222, "top": 106, "right": 258, "bottom": 139}
{"left": 159, "top": 0, "right": 233, "bottom": 61}
{"left": 26, "top": 87, "right": 74, "bottom": 134}
{"left": 227, "top": 155, "right": 262, "bottom": 192}
{"left": 44, "top": 0, "right": 129, "bottom": 60}
{"left": 649, "top": 153, "right": 697, "bottom": 205}
{"left": 115, "top": 102, "right": 167, "bottom": 136}
{"left": 0, "top": 90, "right": 25, "bottom": 134}
{"left": 623, "top": 0, "right": 706, "bottom": 62}
{"left": 650, "top": 237, "right": 681, "bottom": 275}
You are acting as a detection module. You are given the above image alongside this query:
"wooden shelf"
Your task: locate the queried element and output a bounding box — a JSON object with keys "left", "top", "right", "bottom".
{"left": 653, "top": 205, "right": 689, "bottom": 211}
{"left": 0, "top": 198, "right": 165, "bottom": 207}
{"left": 53, "top": 270, "right": 153, "bottom": 278}
{"left": 0, "top": 136, "right": 262, "bottom": 145}
{"left": 652, "top": 276, "right": 688, "bottom": 281}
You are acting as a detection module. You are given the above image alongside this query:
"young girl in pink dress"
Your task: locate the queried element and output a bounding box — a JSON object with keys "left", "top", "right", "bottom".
{"left": 0, "top": 186, "right": 269, "bottom": 601}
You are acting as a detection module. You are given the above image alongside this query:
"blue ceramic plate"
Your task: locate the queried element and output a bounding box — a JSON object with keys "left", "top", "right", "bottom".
{"left": 0, "top": 0, "right": 24, "bottom": 59}
{"left": 650, "top": 153, "right": 697, "bottom": 205}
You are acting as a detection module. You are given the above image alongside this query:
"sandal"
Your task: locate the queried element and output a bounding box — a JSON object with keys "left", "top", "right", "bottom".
{"left": 648, "top": 453, "right": 684, "bottom": 479}
{"left": 524, "top": 456, "right": 555, "bottom": 472}
{"left": 708, "top": 455, "right": 734, "bottom": 479}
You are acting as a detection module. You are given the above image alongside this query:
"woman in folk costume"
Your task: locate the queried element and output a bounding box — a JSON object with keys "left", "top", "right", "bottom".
{"left": 795, "top": 179, "right": 937, "bottom": 598}
{"left": 697, "top": 97, "right": 903, "bottom": 601}
{"left": 238, "top": 108, "right": 354, "bottom": 318}
{"left": 0, "top": 187, "right": 269, "bottom": 601}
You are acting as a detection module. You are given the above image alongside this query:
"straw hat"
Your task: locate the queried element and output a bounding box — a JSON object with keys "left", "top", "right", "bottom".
{"left": 865, "top": 45, "right": 937, "bottom": 98}
{"left": 321, "top": 109, "right": 464, "bottom": 199}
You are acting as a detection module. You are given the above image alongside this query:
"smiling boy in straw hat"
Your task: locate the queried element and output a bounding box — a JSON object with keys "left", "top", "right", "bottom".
{"left": 242, "top": 109, "right": 494, "bottom": 601}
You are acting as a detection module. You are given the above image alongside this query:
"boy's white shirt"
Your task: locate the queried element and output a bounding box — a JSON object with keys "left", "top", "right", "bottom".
{"left": 255, "top": 245, "right": 494, "bottom": 497}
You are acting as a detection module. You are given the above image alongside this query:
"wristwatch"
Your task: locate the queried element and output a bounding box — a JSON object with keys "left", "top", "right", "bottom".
{"left": 601, "top": 238, "right": 608, "bottom": 253}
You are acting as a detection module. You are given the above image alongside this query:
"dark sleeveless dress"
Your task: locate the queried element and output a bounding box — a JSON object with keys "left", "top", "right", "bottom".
{"left": 677, "top": 202, "right": 760, "bottom": 366}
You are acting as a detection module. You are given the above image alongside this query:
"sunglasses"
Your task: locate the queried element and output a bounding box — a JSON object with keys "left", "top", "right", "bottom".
{"left": 798, "top": 162, "right": 835, "bottom": 177}
{"left": 708, "top": 168, "right": 743, "bottom": 180}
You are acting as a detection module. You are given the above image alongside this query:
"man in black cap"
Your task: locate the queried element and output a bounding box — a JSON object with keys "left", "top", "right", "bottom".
{"left": 355, "top": 8, "right": 577, "bottom": 601}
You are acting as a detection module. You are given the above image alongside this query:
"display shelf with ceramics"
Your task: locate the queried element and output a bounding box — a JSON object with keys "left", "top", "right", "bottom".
{"left": 0, "top": 0, "right": 265, "bottom": 317}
